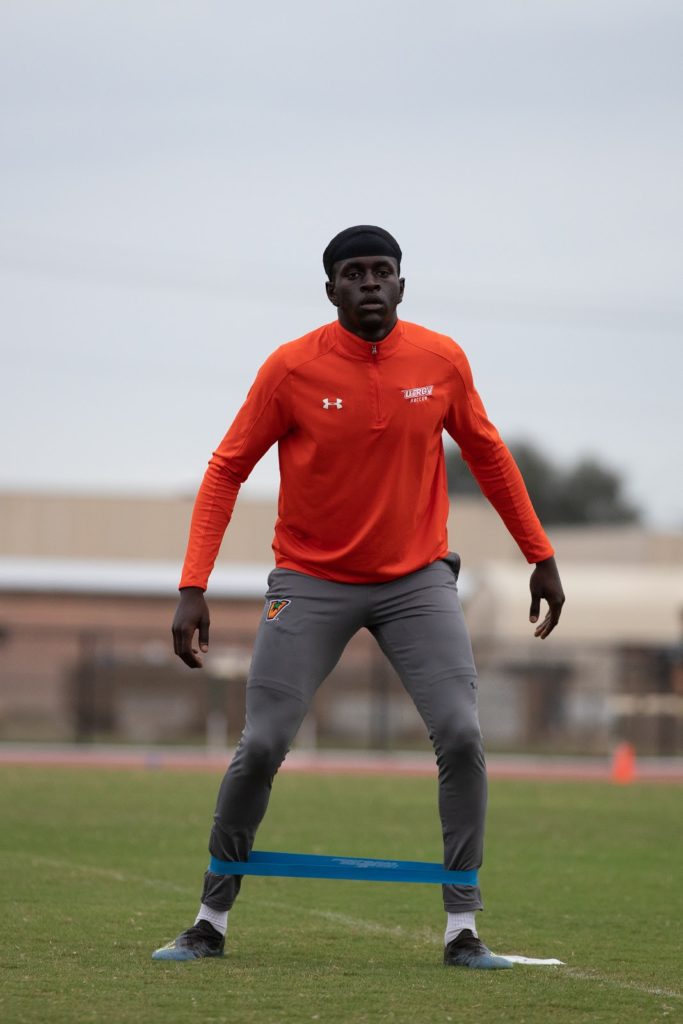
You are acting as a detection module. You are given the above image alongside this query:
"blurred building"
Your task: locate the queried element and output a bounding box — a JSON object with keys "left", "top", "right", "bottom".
{"left": 0, "top": 490, "right": 682, "bottom": 753}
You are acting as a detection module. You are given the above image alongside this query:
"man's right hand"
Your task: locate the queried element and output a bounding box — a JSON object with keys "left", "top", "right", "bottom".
{"left": 172, "top": 587, "right": 210, "bottom": 668}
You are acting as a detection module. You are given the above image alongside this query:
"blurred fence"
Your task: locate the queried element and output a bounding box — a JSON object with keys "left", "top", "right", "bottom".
{"left": 1, "top": 618, "right": 681, "bottom": 755}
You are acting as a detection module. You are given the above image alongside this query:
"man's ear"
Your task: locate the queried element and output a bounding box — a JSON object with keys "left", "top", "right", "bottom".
{"left": 325, "top": 279, "right": 338, "bottom": 307}
{"left": 398, "top": 277, "right": 405, "bottom": 304}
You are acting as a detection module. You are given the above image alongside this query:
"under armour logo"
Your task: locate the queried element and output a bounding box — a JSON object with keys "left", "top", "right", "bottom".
{"left": 322, "top": 398, "right": 343, "bottom": 409}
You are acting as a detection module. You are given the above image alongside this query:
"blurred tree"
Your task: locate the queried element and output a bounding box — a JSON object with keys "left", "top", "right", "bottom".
{"left": 445, "top": 440, "right": 640, "bottom": 525}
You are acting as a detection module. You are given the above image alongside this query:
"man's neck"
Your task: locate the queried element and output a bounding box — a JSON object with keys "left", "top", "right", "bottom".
{"left": 337, "top": 314, "right": 399, "bottom": 343}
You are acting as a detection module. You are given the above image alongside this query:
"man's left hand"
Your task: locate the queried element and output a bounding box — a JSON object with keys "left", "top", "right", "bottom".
{"left": 529, "top": 556, "right": 565, "bottom": 639}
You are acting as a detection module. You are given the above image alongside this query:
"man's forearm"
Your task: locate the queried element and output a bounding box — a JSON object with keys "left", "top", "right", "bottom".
{"left": 179, "top": 456, "right": 242, "bottom": 590}
{"left": 465, "top": 442, "right": 553, "bottom": 563}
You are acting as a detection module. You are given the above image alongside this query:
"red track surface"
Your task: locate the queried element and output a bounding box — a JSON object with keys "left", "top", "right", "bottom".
{"left": 1, "top": 744, "right": 682, "bottom": 782}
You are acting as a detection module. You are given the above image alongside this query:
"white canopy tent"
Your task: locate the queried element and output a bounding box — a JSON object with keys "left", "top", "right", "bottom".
{"left": 466, "top": 562, "right": 683, "bottom": 645}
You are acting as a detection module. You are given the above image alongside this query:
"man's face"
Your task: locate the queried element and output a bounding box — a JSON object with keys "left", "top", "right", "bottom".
{"left": 325, "top": 256, "right": 405, "bottom": 340}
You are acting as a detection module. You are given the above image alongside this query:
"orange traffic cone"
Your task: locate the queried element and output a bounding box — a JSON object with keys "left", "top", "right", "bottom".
{"left": 611, "top": 742, "right": 636, "bottom": 784}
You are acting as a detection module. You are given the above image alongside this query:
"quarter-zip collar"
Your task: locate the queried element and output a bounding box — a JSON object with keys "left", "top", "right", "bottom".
{"left": 331, "top": 318, "right": 404, "bottom": 361}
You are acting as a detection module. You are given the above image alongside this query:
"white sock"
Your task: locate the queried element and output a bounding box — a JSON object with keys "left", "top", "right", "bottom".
{"left": 195, "top": 903, "right": 228, "bottom": 936}
{"left": 444, "top": 911, "right": 477, "bottom": 945}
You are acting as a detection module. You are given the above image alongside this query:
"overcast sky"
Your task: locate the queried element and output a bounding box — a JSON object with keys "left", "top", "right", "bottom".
{"left": 1, "top": 0, "right": 681, "bottom": 527}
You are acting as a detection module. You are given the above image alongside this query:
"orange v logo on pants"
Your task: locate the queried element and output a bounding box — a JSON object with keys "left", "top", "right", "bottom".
{"left": 266, "top": 599, "right": 291, "bottom": 621}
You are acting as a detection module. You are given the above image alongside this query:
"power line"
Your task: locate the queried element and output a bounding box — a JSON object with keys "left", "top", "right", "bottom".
{"left": 1, "top": 252, "right": 682, "bottom": 335}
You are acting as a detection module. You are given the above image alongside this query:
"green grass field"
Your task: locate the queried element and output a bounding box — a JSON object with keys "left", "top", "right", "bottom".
{"left": 1, "top": 766, "right": 681, "bottom": 1024}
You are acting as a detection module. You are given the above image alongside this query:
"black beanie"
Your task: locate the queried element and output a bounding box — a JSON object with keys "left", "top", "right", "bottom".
{"left": 323, "top": 225, "right": 402, "bottom": 278}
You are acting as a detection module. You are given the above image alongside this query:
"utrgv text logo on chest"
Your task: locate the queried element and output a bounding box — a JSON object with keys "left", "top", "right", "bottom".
{"left": 402, "top": 385, "right": 434, "bottom": 403}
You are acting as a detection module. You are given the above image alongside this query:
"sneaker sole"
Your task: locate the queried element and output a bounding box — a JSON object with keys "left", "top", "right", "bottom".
{"left": 444, "top": 953, "right": 513, "bottom": 970}
{"left": 152, "top": 947, "right": 225, "bottom": 961}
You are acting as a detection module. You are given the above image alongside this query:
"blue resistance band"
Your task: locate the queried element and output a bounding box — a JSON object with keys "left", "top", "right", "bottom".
{"left": 209, "top": 851, "right": 477, "bottom": 886}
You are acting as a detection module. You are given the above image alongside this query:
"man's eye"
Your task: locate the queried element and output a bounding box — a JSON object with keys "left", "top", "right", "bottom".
{"left": 376, "top": 269, "right": 389, "bottom": 277}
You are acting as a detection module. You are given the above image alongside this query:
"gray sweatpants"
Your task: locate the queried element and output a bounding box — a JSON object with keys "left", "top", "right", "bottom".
{"left": 201, "top": 554, "right": 486, "bottom": 914}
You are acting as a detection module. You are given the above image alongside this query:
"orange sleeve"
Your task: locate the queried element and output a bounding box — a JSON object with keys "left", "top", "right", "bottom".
{"left": 444, "top": 347, "right": 554, "bottom": 564}
{"left": 179, "top": 352, "right": 292, "bottom": 590}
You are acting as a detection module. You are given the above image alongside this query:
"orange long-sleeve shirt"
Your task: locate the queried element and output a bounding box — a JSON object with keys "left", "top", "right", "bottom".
{"left": 180, "top": 319, "right": 553, "bottom": 589}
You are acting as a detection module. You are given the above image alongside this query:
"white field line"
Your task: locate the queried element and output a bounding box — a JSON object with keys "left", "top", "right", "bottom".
{"left": 27, "top": 856, "right": 683, "bottom": 1001}
{"left": 30, "top": 855, "right": 193, "bottom": 896}
{"left": 560, "top": 968, "right": 682, "bottom": 1001}
{"left": 259, "top": 898, "right": 441, "bottom": 946}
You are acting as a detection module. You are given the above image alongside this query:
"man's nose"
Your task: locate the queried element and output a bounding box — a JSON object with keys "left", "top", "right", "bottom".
{"left": 360, "top": 273, "right": 380, "bottom": 290}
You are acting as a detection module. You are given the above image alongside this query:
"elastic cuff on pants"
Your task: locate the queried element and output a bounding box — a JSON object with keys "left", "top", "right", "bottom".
{"left": 443, "top": 898, "right": 484, "bottom": 913}
{"left": 442, "top": 882, "right": 483, "bottom": 914}
{"left": 201, "top": 869, "right": 239, "bottom": 912}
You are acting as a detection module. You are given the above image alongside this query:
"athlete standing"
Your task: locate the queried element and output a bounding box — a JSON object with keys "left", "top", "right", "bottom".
{"left": 152, "top": 226, "right": 565, "bottom": 967}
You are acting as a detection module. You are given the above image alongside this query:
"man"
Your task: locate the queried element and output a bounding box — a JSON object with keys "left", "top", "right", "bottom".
{"left": 152, "top": 225, "right": 565, "bottom": 967}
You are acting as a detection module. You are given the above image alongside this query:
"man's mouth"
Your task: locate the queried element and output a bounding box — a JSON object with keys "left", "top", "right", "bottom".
{"left": 360, "top": 300, "right": 384, "bottom": 309}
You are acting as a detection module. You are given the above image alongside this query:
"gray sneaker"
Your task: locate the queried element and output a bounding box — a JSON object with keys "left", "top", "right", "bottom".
{"left": 152, "top": 920, "right": 225, "bottom": 961}
{"left": 443, "top": 929, "right": 512, "bottom": 970}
